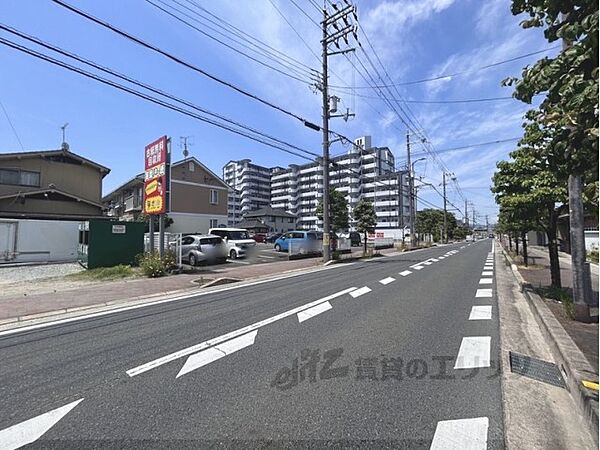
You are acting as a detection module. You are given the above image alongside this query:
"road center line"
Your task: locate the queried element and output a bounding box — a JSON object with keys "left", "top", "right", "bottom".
{"left": 349, "top": 286, "right": 372, "bottom": 298}
{"left": 379, "top": 277, "right": 395, "bottom": 285}
{"left": 126, "top": 286, "right": 357, "bottom": 377}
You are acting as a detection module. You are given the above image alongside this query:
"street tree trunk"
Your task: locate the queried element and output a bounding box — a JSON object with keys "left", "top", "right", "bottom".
{"left": 546, "top": 206, "right": 562, "bottom": 288}
{"left": 521, "top": 231, "right": 528, "bottom": 267}
{"left": 515, "top": 234, "right": 519, "bottom": 256}
{"left": 508, "top": 234, "right": 513, "bottom": 251}
{"left": 363, "top": 231, "right": 367, "bottom": 255}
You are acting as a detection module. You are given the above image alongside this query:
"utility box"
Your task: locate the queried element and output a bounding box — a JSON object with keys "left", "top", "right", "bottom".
{"left": 78, "top": 220, "right": 144, "bottom": 269}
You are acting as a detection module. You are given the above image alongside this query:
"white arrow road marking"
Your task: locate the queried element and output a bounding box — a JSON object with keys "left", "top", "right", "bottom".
{"left": 469, "top": 306, "right": 492, "bottom": 320}
{"left": 349, "top": 286, "right": 372, "bottom": 298}
{"left": 379, "top": 277, "right": 395, "bottom": 285}
{"left": 176, "top": 330, "right": 257, "bottom": 378}
{"left": 399, "top": 270, "right": 412, "bottom": 277}
{"left": 454, "top": 336, "right": 491, "bottom": 369}
{"left": 0, "top": 399, "right": 83, "bottom": 450}
{"left": 479, "top": 278, "right": 493, "bottom": 285}
{"left": 475, "top": 289, "right": 493, "bottom": 298}
{"left": 127, "top": 287, "right": 357, "bottom": 377}
{"left": 430, "top": 417, "right": 489, "bottom": 450}
{"left": 297, "top": 301, "right": 332, "bottom": 323}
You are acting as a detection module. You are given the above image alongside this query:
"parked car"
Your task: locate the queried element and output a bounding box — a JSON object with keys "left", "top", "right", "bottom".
{"left": 349, "top": 231, "right": 361, "bottom": 247}
{"left": 265, "top": 232, "right": 282, "bottom": 243}
{"left": 274, "top": 230, "right": 321, "bottom": 254}
{"left": 208, "top": 227, "right": 256, "bottom": 259}
{"left": 171, "top": 234, "right": 228, "bottom": 266}
{"left": 251, "top": 233, "right": 267, "bottom": 243}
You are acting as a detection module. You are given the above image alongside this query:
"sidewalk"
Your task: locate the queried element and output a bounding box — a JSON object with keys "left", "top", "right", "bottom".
{"left": 0, "top": 257, "right": 323, "bottom": 323}
{"left": 508, "top": 244, "right": 599, "bottom": 373}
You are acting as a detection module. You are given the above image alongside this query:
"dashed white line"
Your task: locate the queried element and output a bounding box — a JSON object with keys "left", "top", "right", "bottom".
{"left": 176, "top": 330, "right": 258, "bottom": 378}
{"left": 438, "top": 256, "right": 445, "bottom": 259}
{"left": 126, "top": 286, "right": 357, "bottom": 377}
{"left": 454, "top": 336, "right": 491, "bottom": 369}
{"left": 479, "top": 278, "right": 493, "bottom": 285}
{"left": 430, "top": 417, "right": 489, "bottom": 450}
{"left": 413, "top": 265, "right": 425, "bottom": 270}
{"left": 0, "top": 399, "right": 84, "bottom": 450}
{"left": 424, "top": 261, "right": 433, "bottom": 265}
{"left": 399, "top": 270, "right": 412, "bottom": 277}
{"left": 481, "top": 271, "right": 493, "bottom": 276}
{"left": 350, "top": 286, "right": 372, "bottom": 298}
{"left": 430, "top": 258, "right": 439, "bottom": 262}
{"left": 297, "top": 301, "right": 333, "bottom": 323}
{"left": 475, "top": 289, "right": 493, "bottom": 298}
{"left": 379, "top": 277, "right": 395, "bottom": 285}
{"left": 469, "top": 305, "right": 492, "bottom": 320}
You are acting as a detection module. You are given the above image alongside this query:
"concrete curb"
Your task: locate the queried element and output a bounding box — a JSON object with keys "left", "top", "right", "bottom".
{"left": 500, "top": 244, "right": 599, "bottom": 444}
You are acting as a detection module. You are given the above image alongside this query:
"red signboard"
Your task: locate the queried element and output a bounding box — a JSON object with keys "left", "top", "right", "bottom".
{"left": 143, "top": 136, "right": 168, "bottom": 215}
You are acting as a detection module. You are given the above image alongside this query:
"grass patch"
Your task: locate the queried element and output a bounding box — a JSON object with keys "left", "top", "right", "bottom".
{"left": 67, "top": 264, "right": 136, "bottom": 281}
{"left": 535, "top": 285, "right": 574, "bottom": 319}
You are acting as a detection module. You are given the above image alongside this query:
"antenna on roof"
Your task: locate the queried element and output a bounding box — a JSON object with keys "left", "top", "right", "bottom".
{"left": 180, "top": 136, "right": 192, "bottom": 159}
{"left": 60, "top": 122, "right": 69, "bottom": 151}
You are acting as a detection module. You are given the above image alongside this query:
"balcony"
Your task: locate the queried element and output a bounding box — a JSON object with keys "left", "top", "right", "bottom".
{"left": 124, "top": 195, "right": 142, "bottom": 212}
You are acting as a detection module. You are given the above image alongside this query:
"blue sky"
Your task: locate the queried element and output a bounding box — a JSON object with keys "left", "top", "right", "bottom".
{"left": 0, "top": 0, "right": 554, "bottom": 223}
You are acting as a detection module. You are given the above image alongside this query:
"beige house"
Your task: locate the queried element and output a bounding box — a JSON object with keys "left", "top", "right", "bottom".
{"left": 0, "top": 148, "right": 110, "bottom": 219}
{"left": 103, "top": 157, "right": 228, "bottom": 234}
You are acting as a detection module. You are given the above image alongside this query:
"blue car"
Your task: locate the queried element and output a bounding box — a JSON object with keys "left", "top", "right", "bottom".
{"left": 274, "top": 230, "right": 321, "bottom": 254}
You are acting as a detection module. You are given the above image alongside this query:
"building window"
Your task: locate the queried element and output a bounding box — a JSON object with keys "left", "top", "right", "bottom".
{"left": 210, "top": 189, "right": 218, "bottom": 204}
{"left": 209, "top": 219, "right": 219, "bottom": 228}
{"left": 0, "top": 169, "right": 40, "bottom": 187}
{"left": 189, "top": 162, "right": 195, "bottom": 172}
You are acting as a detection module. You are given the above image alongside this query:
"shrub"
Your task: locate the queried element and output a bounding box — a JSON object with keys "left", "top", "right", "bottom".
{"left": 588, "top": 250, "right": 599, "bottom": 263}
{"left": 137, "top": 252, "right": 167, "bottom": 278}
{"left": 536, "top": 286, "right": 574, "bottom": 319}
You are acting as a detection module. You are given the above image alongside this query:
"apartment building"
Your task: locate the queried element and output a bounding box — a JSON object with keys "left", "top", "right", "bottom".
{"left": 224, "top": 137, "right": 411, "bottom": 232}
{"left": 223, "top": 159, "right": 274, "bottom": 226}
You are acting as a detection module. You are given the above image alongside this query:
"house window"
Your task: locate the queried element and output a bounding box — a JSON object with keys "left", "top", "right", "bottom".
{"left": 189, "top": 162, "right": 195, "bottom": 172}
{"left": 209, "top": 219, "right": 218, "bottom": 228}
{"left": 210, "top": 189, "right": 218, "bottom": 204}
{"left": 0, "top": 169, "right": 40, "bottom": 187}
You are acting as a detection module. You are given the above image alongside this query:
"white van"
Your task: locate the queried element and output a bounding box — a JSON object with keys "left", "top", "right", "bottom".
{"left": 208, "top": 228, "right": 256, "bottom": 259}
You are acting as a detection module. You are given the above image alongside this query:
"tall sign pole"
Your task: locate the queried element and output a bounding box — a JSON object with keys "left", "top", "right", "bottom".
{"left": 144, "top": 135, "right": 169, "bottom": 255}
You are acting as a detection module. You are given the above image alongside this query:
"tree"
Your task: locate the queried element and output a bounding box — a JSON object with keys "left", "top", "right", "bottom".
{"left": 137, "top": 213, "right": 173, "bottom": 233}
{"left": 316, "top": 189, "right": 349, "bottom": 232}
{"left": 353, "top": 198, "right": 377, "bottom": 254}
{"left": 416, "top": 209, "right": 457, "bottom": 243}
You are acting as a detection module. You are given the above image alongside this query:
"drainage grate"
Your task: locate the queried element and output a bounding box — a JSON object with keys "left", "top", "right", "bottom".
{"left": 509, "top": 351, "right": 566, "bottom": 388}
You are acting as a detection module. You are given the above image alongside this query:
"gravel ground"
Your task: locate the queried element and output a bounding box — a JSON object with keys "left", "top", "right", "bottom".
{"left": 0, "top": 262, "right": 84, "bottom": 284}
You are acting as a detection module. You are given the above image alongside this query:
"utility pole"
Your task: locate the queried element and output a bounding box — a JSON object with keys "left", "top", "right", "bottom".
{"left": 319, "top": 1, "right": 357, "bottom": 262}
{"left": 442, "top": 172, "right": 447, "bottom": 244}
{"left": 406, "top": 131, "right": 416, "bottom": 247}
{"left": 485, "top": 215, "right": 489, "bottom": 235}
{"left": 464, "top": 199, "right": 468, "bottom": 228}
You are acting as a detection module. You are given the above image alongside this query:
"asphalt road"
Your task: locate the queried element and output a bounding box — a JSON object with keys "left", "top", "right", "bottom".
{"left": 0, "top": 240, "right": 501, "bottom": 449}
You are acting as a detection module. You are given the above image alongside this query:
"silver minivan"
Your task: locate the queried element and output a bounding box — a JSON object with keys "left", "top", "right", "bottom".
{"left": 208, "top": 228, "right": 256, "bottom": 259}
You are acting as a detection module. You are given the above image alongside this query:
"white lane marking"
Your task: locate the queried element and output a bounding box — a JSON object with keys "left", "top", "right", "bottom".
{"left": 350, "top": 286, "right": 372, "bottom": 298}
{"left": 297, "top": 301, "right": 332, "bottom": 323}
{"left": 430, "top": 258, "right": 439, "bottom": 262}
{"left": 430, "top": 417, "right": 489, "bottom": 450}
{"left": 424, "top": 261, "right": 433, "bottom": 265}
{"left": 481, "top": 271, "right": 493, "bottom": 276}
{"left": 258, "top": 255, "right": 276, "bottom": 259}
{"left": 399, "top": 270, "right": 412, "bottom": 277}
{"left": 0, "top": 399, "right": 84, "bottom": 450}
{"left": 413, "top": 265, "right": 424, "bottom": 270}
{"left": 460, "top": 245, "right": 466, "bottom": 249}
{"left": 176, "top": 330, "right": 257, "bottom": 378}
{"left": 379, "top": 277, "right": 395, "bottom": 285}
{"left": 438, "top": 256, "right": 445, "bottom": 260}
{"left": 126, "top": 287, "right": 357, "bottom": 377}
{"left": 475, "top": 289, "right": 493, "bottom": 298}
{"left": 479, "top": 278, "right": 493, "bottom": 285}
{"left": 469, "top": 306, "right": 492, "bottom": 320}
{"left": 228, "top": 260, "right": 251, "bottom": 265}
{"left": 0, "top": 263, "right": 355, "bottom": 338}
{"left": 454, "top": 336, "right": 491, "bottom": 369}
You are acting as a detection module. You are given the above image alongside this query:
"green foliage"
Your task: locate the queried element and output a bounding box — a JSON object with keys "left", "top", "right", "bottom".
{"left": 137, "top": 213, "right": 174, "bottom": 233}
{"left": 353, "top": 198, "right": 377, "bottom": 233}
{"left": 415, "top": 209, "right": 458, "bottom": 242}
{"left": 588, "top": 250, "right": 599, "bottom": 263}
{"left": 67, "top": 264, "right": 134, "bottom": 281}
{"left": 536, "top": 285, "right": 574, "bottom": 319}
{"left": 315, "top": 189, "right": 349, "bottom": 232}
{"left": 136, "top": 250, "right": 178, "bottom": 278}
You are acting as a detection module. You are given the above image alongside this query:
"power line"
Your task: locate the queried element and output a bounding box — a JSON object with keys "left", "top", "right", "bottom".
{"left": 329, "top": 46, "right": 561, "bottom": 89}
{"left": 287, "top": 0, "right": 320, "bottom": 27}
{"left": 147, "top": 0, "right": 318, "bottom": 81}
{"left": 0, "top": 35, "right": 320, "bottom": 163}
{"left": 0, "top": 99, "right": 24, "bottom": 150}
{"left": 50, "top": 0, "right": 321, "bottom": 131}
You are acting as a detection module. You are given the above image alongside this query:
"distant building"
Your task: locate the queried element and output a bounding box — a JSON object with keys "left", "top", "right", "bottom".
{"left": 222, "top": 159, "right": 274, "bottom": 225}
{"left": 103, "top": 157, "right": 228, "bottom": 234}
{"left": 0, "top": 148, "right": 110, "bottom": 220}
{"left": 242, "top": 207, "right": 297, "bottom": 233}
